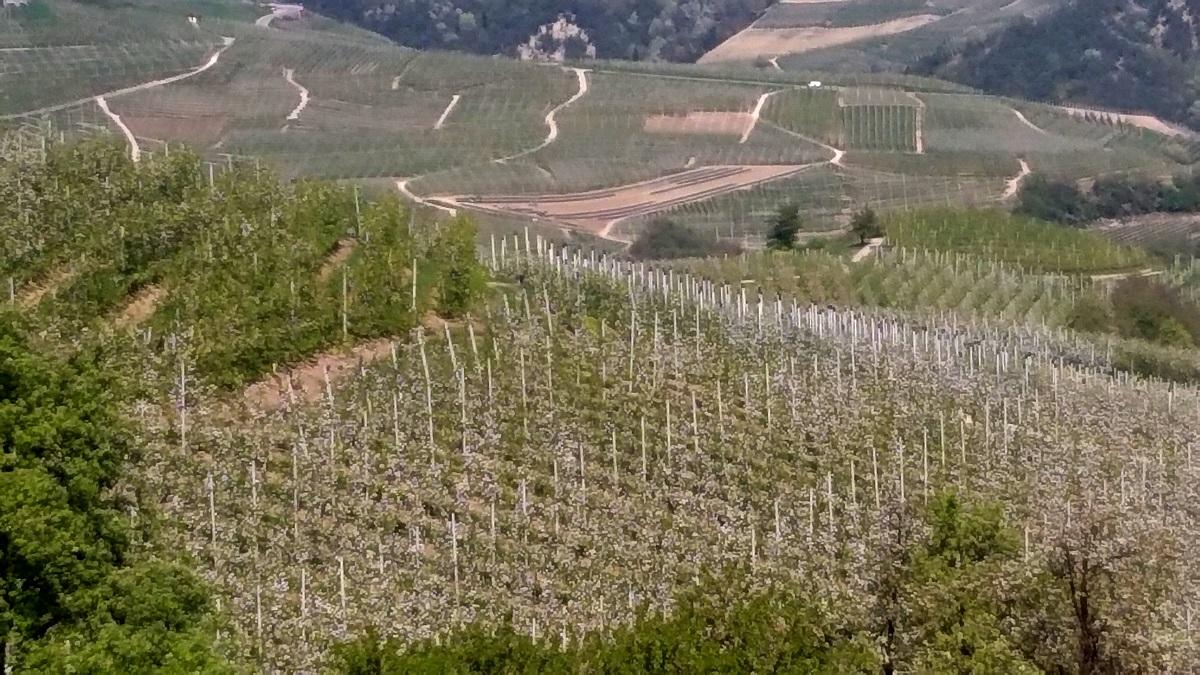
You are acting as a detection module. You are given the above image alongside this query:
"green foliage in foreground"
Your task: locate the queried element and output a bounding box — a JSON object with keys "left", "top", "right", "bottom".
{"left": 0, "top": 319, "right": 229, "bottom": 672}
{"left": 885, "top": 208, "right": 1150, "bottom": 274}
{"left": 332, "top": 492, "right": 1158, "bottom": 674}
{"left": 1069, "top": 276, "right": 1200, "bottom": 354}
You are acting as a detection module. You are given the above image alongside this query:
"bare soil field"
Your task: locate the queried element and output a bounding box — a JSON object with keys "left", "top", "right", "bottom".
{"left": 643, "top": 112, "right": 753, "bottom": 136}
{"left": 113, "top": 284, "right": 166, "bottom": 329}
{"left": 17, "top": 268, "right": 75, "bottom": 310}
{"left": 699, "top": 14, "right": 939, "bottom": 63}
{"left": 317, "top": 238, "right": 356, "bottom": 282}
{"left": 1059, "top": 105, "right": 1194, "bottom": 138}
{"left": 443, "top": 164, "right": 815, "bottom": 234}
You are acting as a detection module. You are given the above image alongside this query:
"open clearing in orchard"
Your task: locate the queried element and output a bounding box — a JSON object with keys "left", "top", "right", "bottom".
{"left": 443, "top": 165, "right": 816, "bottom": 235}
{"left": 699, "top": 14, "right": 940, "bottom": 63}
{"left": 643, "top": 112, "right": 753, "bottom": 136}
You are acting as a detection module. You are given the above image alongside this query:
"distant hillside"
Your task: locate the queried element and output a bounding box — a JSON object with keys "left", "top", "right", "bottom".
{"left": 915, "top": 0, "right": 1200, "bottom": 130}
{"left": 302, "top": 0, "right": 769, "bottom": 62}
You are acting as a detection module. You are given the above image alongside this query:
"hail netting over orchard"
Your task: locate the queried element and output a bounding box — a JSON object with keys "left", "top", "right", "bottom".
{"left": 141, "top": 236, "right": 1200, "bottom": 671}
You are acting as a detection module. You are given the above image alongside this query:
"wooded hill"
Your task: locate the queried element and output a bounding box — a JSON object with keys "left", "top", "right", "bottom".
{"left": 915, "top": 0, "right": 1200, "bottom": 130}
{"left": 302, "top": 0, "right": 770, "bottom": 62}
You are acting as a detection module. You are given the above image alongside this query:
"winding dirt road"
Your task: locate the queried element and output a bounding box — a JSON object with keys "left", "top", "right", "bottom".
{"left": 495, "top": 67, "right": 589, "bottom": 163}
{"left": 852, "top": 237, "right": 884, "bottom": 262}
{"left": 741, "top": 90, "right": 779, "bottom": 144}
{"left": 1003, "top": 158, "right": 1031, "bottom": 199}
{"left": 2, "top": 36, "right": 236, "bottom": 121}
{"left": 434, "top": 94, "right": 461, "bottom": 130}
{"left": 1012, "top": 108, "right": 1048, "bottom": 135}
{"left": 95, "top": 96, "right": 141, "bottom": 161}
{"left": 397, "top": 179, "right": 458, "bottom": 217}
{"left": 283, "top": 68, "right": 310, "bottom": 121}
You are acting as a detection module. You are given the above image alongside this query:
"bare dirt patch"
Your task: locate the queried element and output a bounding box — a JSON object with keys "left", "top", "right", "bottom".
{"left": 1058, "top": 105, "right": 1194, "bottom": 138}
{"left": 317, "top": 238, "right": 356, "bottom": 282}
{"left": 244, "top": 338, "right": 395, "bottom": 410}
{"left": 113, "top": 284, "right": 166, "bottom": 328}
{"left": 644, "top": 112, "right": 753, "bottom": 136}
{"left": 444, "top": 164, "right": 815, "bottom": 235}
{"left": 699, "top": 14, "right": 940, "bottom": 63}
{"left": 17, "top": 268, "right": 75, "bottom": 309}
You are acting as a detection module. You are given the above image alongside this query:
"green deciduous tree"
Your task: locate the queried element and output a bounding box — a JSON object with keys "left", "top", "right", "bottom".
{"left": 850, "top": 205, "right": 881, "bottom": 245}
{"left": 1016, "top": 174, "right": 1093, "bottom": 225}
{"left": 0, "top": 319, "right": 228, "bottom": 671}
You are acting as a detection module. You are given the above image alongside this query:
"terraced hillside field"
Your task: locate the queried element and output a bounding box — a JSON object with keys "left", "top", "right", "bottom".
{"left": 2, "top": 0, "right": 1191, "bottom": 245}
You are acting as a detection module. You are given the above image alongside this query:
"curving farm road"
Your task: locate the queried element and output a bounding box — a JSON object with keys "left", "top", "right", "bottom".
{"left": 495, "top": 67, "right": 589, "bottom": 163}
{"left": 740, "top": 90, "right": 779, "bottom": 144}
{"left": 283, "top": 68, "right": 310, "bottom": 121}
{"left": 95, "top": 96, "right": 141, "bottom": 162}
{"left": 1003, "top": 158, "right": 1031, "bottom": 199}
{"left": 397, "top": 179, "right": 458, "bottom": 217}
{"left": 2, "top": 36, "right": 236, "bottom": 121}
{"left": 434, "top": 94, "right": 461, "bottom": 130}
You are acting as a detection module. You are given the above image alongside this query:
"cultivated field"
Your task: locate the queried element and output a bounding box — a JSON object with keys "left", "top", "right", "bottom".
{"left": 446, "top": 165, "right": 818, "bottom": 238}
{"left": 699, "top": 14, "right": 941, "bottom": 64}
{"left": 8, "top": 127, "right": 1200, "bottom": 673}
{"left": 2, "top": 0, "right": 1188, "bottom": 242}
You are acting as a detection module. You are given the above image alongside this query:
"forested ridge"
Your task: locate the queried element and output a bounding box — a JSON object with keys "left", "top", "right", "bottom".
{"left": 915, "top": 0, "right": 1200, "bottom": 129}
{"left": 302, "top": 0, "right": 769, "bottom": 62}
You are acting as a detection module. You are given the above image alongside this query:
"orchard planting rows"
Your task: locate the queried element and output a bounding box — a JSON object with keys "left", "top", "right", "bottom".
{"left": 140, "top": 240, "right": 1200, "bottom": 670}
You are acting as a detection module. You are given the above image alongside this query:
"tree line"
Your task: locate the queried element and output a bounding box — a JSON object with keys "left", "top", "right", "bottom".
{"left": 1017, "top": 171, "right": 1200, "bottom": 230}
{"left": 626, "top": 205, "right": 880, "bottom": 261}
{"left": 301, "top": 0, "right": 770, "bottom": 63}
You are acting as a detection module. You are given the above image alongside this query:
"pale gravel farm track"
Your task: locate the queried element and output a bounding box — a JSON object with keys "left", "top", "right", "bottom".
{"left": 1012, "top": 108, "right": 1048, "bottom": 135}
{"left": 434, "top": 94, "right": 461, "bottom": 130}
{"left": 1, "top": 36, "right": 237, "bottom": 120}
{"left": 283, "top": 68, "right": 310, "bottom": 121}
{"left": 741, "top": 90, "right": 780, "bottom": 144}
{"left": 1003, "top": 159, "right": 1031, "bottom": 199}
{"left": 95, "top": 95, "right": 141, "bottom": 162}
{"left": 397, "top": 179, "right": 458, "bottom": 217}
